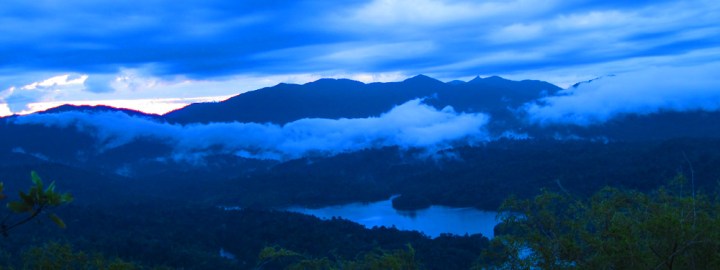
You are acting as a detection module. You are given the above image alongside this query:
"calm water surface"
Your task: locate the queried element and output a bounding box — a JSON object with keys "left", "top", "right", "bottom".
{"left": 286, "top": 196, "right": 499, "bottom": 238}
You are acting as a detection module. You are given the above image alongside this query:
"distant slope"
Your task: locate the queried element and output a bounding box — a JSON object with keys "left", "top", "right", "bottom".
{"left": 2, "top": 74, "right": 720, "bottom": 211}
{"left": 39, "top": 104, "right": 163, "bottom": 119}
{"left": 529, "top": 110, "right": 720, "bottom": 141}
{"left": 8, "top": 73, "right": 720, "bottom": 144}
{"left": 163, "top": 75, "right": 562, "bottom": 125}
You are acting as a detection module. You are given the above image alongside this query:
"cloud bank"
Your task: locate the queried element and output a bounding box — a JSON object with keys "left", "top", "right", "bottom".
{"left": 11, "top": 99, "right": 490, "bottom": 161}
{"left": 524, "top": 63, "right": 720, "bottom": 125}
{"left": 2, "top": 1, "right": 718, "bottom": 82}
{"left": 3, "top": 0, "right": 718, "bottom": 117}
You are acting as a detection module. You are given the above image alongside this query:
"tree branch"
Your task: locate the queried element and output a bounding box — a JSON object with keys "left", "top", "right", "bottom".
{"left": 1, "top": 204, "right": 46, "bottom": 236}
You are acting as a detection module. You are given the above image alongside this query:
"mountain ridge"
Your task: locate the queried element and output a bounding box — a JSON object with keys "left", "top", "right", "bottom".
{"left": 38, "top": 104, "right": 162, "bottom": 119}
{"left": 1, "top": 74, "right": 720, "bottom": 212}
{"left": 163, "top": 74, "right": 562, "bottom": 125}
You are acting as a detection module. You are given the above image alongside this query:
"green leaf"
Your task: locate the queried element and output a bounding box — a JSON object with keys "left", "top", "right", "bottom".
{"left": 19, "top": 191, "right": 35, "bottom": 206}
{"left": 30, "top": 171, "right": 43, "bottom": 191}
{"left": 7, "top": 201, "right": 32, "bottom": 213}
{"left": 29, "top": 186, "right": 41, "bottom": 202}
{"left": 48, "top": 213, "right": 66, "bottom": 229}
{"left": 60, "top": 193, "right": 74, "bottom": 203}
{"left": 45, "top": 181, "right": 56, "bottom": 194}
{"left": 47, "top": 193, "right": 61, "bottom": 206}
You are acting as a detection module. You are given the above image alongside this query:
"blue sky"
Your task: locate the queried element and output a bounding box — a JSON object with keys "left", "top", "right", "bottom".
{"left": 1, "top": 0, "right": 719, "bottom": 115}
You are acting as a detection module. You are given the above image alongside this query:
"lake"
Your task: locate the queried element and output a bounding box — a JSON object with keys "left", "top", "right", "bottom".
{"left": 286, "top": 196, "right": 499, "bottom": 238}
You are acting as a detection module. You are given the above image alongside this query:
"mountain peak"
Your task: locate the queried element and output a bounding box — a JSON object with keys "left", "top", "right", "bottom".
{"left": 403, "top": 74, "right": 443, "bottom": 84}
{"left": 468, "top": 75, "right": 507, "bottom": 84}
{"left": 446, "top": 80, "right": 466, "bottom": 85}
{"left": 484, "top": 75, "right": 506, "bottom": 81}
{"left": 306, "top": 78, "right": 366, "bottom": 88}
{"left": 166, "top": 74, "right": 561, "bottom": 125}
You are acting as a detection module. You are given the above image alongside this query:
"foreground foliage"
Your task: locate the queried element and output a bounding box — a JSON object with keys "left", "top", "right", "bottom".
{"left": 0, "top": 204, "right": 488, "bottom": 269}
{"left": 1, "top": 172, "right": 73, "bottom": 237}
{"left": 485, "top": 174, "right": 720, "bottom": 269}
{"left": 22, "top": 242, "right": 138, "bottom": 270}
{"left": 256, "top": 245, "right": 419, "bottom": 270}
{"left": 2, "top": 164, "right": 719, "bottom": 269}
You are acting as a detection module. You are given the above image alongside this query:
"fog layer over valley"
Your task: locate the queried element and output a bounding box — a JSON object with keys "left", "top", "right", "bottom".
{"left": 525, "top": 64, "right": 720, "bottom": 125}
{"left": 10, "top": 99, "right": 490, "bottom": 161}
{"left": 2, "top": 75, "right": 720, "bottom": 269}
{"left": 2, "top": 75, "right": 720, "bottom": 211}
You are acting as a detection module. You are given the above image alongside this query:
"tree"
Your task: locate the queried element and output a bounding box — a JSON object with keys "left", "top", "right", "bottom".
{"left": 22, "top": 241, "right": 138, "bottom": 270}
{"left": 255, "top": 245, "right": 421, "bottom": 270}
{"left": 483, "top": 174, "right": 720, "bottom": 269}
{"left": 1, "top": 171, "right": 73, "bottom": 237}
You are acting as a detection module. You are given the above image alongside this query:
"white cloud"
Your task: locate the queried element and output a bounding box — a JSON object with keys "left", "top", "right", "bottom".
{"left": 346, "top": 72, "right": 408, "bottom": 83}
{"left": 2, "top": 0, "right": 719, "bottom": 95}
{"left": 486, "top": 47, "right": 720, "bottom": 88}
{"left": 488, "top": 23, "right": 544, "bottom": 44}
{"left": 340, "top": 0, "right": 556, "bottom": 27}
{"left": 0, "top": 103, "right": 11, "bottom": 117}
{"left": 524, "top": 62, "right": 720, "bottom": 125}
{"left": 552, "top": 10, "right": 631, "bottom": 31}
{"left": 347, "top": 0, "right": 480, "bottom": 26}
{"left": 0, "top": 68, "right": 416, "bottom": 116}
{"left": 20, "top": 74, "right": 87, "bottom": 90}
{"left": 11, "top": 99, "right": 491, "bottom": 161}
{"left": 430, "top": 51, "right": 546, "bottom": 72}
{"left": 0, "top": 73, "right": 88, "bottom": 112}
{"left": 318, "top": 41, "right": 436, "bottom": 65}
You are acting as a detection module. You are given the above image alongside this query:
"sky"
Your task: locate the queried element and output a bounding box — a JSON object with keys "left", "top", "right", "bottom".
{"left": 1, "top": 0, "right": 719, "bottom": 116}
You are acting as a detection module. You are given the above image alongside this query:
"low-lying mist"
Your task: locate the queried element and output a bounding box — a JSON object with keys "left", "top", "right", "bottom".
{"left": 523, "top": 63, "right": 720, "bottom": 126}
{"left": 11, "top": 99, "right": 491, "bottom": 161}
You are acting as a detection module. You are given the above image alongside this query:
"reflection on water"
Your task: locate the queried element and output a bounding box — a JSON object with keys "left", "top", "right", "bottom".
{"left": 286, "top": 196, "right": 499, "bottom": 238}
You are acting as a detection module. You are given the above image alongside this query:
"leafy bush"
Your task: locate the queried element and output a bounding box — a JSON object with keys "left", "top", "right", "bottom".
{"left": 484, "top": 174, "right": 720, "bottom": 269}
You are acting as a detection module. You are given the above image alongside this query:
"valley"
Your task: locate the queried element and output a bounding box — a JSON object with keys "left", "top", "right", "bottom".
{"left": 1, "top": 75, "right": 719, "bottom": 268}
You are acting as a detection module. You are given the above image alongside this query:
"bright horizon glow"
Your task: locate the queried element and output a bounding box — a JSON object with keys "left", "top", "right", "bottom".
{"left": 0, "top": 95, "right": 235, "bottom": 117}
{"left": 0, "top": 71, "right": 412, "bottom": 116}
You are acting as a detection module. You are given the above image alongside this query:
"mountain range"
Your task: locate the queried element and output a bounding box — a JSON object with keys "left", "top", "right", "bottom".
{"left": 1, "top": 74, "right": 719, "bottom": 211}
{"left": 164, "top": 75, "right": 560, "bottom": 126}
